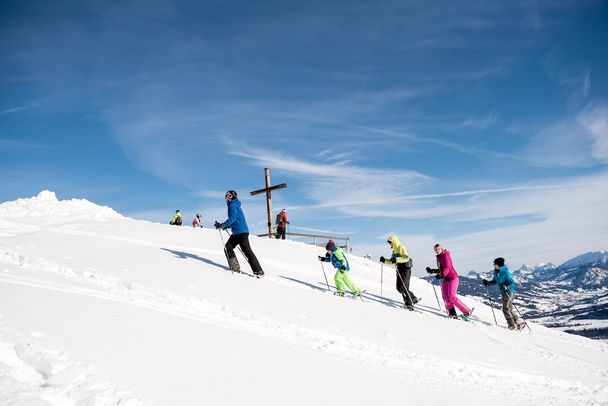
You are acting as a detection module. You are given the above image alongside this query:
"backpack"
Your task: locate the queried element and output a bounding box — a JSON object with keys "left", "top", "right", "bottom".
{"left": 276, "top": 213, "right": 284, "bottom": 226}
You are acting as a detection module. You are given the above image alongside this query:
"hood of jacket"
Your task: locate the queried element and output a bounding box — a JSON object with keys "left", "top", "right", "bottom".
{"left": 387, "top": 235, "right": 401, "bottom": 247}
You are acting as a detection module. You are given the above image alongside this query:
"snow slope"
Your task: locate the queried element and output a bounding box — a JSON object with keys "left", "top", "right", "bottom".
{"left": 1, "top": 191, "right": 607, "bottom": 406}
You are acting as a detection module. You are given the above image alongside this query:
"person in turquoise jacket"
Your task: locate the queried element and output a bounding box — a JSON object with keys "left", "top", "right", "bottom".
{"left": 318, "top": 241, "right": 361, "bottom": 297}
{"left": 483, "top": 257, "right": 525, "bottom": 330}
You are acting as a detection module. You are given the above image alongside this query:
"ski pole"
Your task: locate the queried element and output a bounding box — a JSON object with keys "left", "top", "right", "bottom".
{"left": 485, "top": 286, "right": 498, "bottom": 326}
{"left": 217, "top": 228, "right": 234, "bottom": 274}
{"left": 430, "top": 277, "right": 444, "bottom": 315}
{"left": 395, "top": 266, "right": 416, "bottom": 309}
{"left": 380, "top": 263, "right": 384, "bottom": 301}
{"left": 505, "top": 293, "right": 532, "bottom": 333}
{"left": 319, "top": 261, "right": 331, "bottom": 292}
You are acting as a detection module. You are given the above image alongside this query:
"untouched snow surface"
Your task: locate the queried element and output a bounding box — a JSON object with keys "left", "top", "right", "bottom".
{"left": 1, "top": 191, "right": 607, "bottom": 406}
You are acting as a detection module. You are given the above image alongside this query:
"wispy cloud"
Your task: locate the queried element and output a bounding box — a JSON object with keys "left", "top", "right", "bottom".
{"left": 578, "top": 101, "right": 608, "bottom": 162}
{"left": 524, "top": 100, "right": 608, "bottom": 168}
{"left": 1, "top": 102, "right": 39, "bottom": 115}
{"left": 361, "top": 126, "right": 520, "bottom": 161}
{"left": 355, "top": 171, "right": 608, "bottom": 273}
{"left": 459, "top": 113, "right": 497, "bottom": 129}
{"left": 227, "top": 143, "right": 431, "bottom": 205}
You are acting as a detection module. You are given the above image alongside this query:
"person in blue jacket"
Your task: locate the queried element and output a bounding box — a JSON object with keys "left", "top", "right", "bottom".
{"left": 483, "top": 257, "right": 525, "bottom": 330}
{"left": 214, "top": 190, "right": 264, "bottom": 277}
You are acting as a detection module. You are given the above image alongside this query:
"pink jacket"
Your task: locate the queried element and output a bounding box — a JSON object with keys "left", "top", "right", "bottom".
{"left": 436, "top": 250, "right": 458, "bottom": 281}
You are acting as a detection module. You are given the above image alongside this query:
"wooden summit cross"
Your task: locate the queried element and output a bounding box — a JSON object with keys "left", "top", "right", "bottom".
{"left": 250, "top": 168, "right": 287, "bottom": 238}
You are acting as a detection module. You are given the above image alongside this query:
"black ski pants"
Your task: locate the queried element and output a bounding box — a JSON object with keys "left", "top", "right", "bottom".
{"left": 395, "top": 264, "right": 417, "bottom": 306}
{"left": 275, "top": 226, "right": 286, "bottom": 240}
{"left": 225, "top": 232, "right": 264, "bottom": 275}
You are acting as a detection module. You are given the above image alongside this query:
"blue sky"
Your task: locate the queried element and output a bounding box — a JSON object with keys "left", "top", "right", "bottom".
{"left": 1, "top": 0, "right": 607, "bottom": 272}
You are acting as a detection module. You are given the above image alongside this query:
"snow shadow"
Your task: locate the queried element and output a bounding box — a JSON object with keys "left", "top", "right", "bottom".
{"left": 279, "top": 275, "right": 332, "bottom": 293}
{"left": 160, "top": 248, "right": 230, "bottom": 271}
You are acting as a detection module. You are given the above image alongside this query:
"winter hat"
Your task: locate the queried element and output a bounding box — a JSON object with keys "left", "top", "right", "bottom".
{"left": 325, "top": 241, "right": 337, "bottom": 252}
{"left": 225, "top": 190, "right": 237, "bottom": 200}
{"left": 493, "top": 257, "right": 505, "bottom": 267}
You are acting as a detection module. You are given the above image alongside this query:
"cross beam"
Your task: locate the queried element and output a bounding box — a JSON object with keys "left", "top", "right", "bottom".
{"left": 249, "top": 168, "right": 288, "bottom": 237}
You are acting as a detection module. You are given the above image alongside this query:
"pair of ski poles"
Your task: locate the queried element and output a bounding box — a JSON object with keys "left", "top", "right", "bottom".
{"left": 380, "top": 262, "right": 434, "bottom": 313}
{"left": 484, "top": 285, "right": 531, "bottom": 332}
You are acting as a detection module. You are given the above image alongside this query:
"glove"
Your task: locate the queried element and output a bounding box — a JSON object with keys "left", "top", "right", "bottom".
{"left": 426, "top": 266, "right": 432, "bottom": 273}
{"left": 318, "top": 256, "right": 325, "bottom": 262}
{"left": 340, "top": 266, "right": 346, "bottom": 273}
{"left": 435, "top": 273, "right": 442, "bottom": 279}
{"left": 214, "top": 221, "right": 222, "bottom": 229}
{"left": 286, "top": 221, "right": 290, "bottom": 224}
{"left": 380, "top": 256, "right": 386, "bottom": 263}
{"left": 390, "top": 257, "right": 396, "bottom": 264}
{"left": 501, "top": 283, "right": 510, "bottom": 291}
{"left": 482, "top": 279, "right": 490, "bottom": 286}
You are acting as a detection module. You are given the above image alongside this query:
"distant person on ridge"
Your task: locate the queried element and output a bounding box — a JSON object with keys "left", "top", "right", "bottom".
{"left": 169, "top": 210, "right": 183, "bottom": 226}
{"left": 192, "top": 213, "right": 203, "bottom": 228}
{"left": 214, "top": 190, "right": 264, "bottom": 277}
{"left": 482, "top": 257, "right": 525, "bottom": 330}
{"left": 275, "top": 208, "right": 289, "bottom": 239}
{"left": 318, "top": 240, "right": 361, "bottom": 297}
{"left": 426, "top": 244, "right": 473, "bottom": 319}
{"left": 380, "top": 235, "right": 419, "bottom": 310}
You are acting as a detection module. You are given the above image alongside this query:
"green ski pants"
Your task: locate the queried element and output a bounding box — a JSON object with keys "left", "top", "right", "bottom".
{"left": 334, "top": 270, "right": 360, "bottom": 295}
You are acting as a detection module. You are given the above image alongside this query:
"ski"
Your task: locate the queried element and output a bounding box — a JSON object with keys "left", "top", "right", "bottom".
{"left": 352, "top": 289, "right": 366, "bottom": 301}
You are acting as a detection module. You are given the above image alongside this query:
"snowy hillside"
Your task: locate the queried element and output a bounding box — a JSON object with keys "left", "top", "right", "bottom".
{"left": 1, "top": 192, "right": 607, "bottom": 406}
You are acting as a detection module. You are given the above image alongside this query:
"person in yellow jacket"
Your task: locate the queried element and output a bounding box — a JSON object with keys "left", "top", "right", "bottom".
{"left": 169, "top": 210, "right": 183, "bottom": 226}
{"left": 380, "top": 235, "right": 419, "bottom": 310}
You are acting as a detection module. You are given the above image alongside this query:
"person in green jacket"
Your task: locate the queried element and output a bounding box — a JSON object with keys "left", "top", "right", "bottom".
{"left": 169, "top": 210, "right": 183, "bottom": 226}
{"left": 318, "top": 241, "right": 361, "bottom": 297}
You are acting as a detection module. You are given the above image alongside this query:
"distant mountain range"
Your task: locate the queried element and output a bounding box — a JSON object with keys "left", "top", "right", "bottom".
{"left": 424, "top": 251, "right": 608, "bottom": 340}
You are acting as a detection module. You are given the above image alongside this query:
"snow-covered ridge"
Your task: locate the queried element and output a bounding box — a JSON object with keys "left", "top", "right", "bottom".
{"left": 0, "top": 190, "right": 122, "bottom": 221}
{"left": 559, "top": 250, "right": 608, "bottom": 269}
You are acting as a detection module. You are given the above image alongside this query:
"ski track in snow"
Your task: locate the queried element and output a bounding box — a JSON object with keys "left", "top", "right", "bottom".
{"left": 2, "top": 247, "right": 608, "bottom": 405}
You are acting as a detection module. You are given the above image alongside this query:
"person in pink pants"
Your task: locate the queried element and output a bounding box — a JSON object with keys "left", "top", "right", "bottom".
{"left": 426, "top": 244, "right": 473, "bottom": 319}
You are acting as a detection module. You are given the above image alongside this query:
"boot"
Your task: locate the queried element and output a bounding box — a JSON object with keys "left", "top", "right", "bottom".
{"left": 227, "top": 256, "right": 241, "bottom": 273}
{"left": 448, "top": 307, "right": 458, "bottom": 319}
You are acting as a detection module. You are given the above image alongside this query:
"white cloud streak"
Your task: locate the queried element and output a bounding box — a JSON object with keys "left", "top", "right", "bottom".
{"left": 524, "top": 100, "right": 608, "bottom": 168}
{"left": 1, "top": 102, "right": 39, "bottom": 115}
